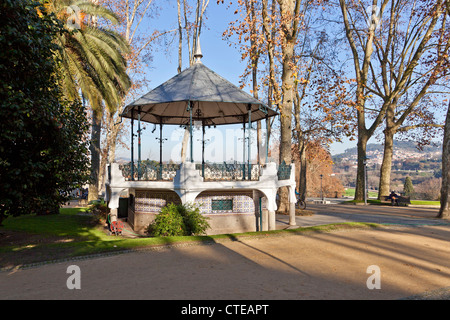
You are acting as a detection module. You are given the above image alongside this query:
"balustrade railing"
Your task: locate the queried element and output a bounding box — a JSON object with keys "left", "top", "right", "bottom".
{"left": 119, "top": 161, "right": 179, "bottom": 181}
{"left": 118, "top": 161, "right": 265, "bottom": 181}
{"left": 277, "top": 161, "right": 292, "bottom": 180}
{"left": 196, "top": 163, "right": 260, "bottom": 181}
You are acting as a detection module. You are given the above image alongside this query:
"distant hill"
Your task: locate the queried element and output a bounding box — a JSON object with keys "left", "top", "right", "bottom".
{"left": 331, "top": 140, "right": 442, "bottom": 198}
{"left": 333, "top": 140, "right": 442, "bottom": 159}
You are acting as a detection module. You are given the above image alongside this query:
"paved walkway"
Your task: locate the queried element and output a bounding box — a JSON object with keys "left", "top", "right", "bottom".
{"left": 1, "top": 202, "right": 449, "bottom": 301}
{"left": 276, "top": 202, "right": 449, "bottom": 229}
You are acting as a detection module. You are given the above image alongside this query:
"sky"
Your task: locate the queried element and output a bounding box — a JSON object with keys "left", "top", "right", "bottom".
{"left": 114, "top": 1, "right": 356, "bottom": 163}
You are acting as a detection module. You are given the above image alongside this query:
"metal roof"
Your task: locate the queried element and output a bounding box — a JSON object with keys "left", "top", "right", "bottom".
{"left": 121, "top": 59, "right": 278, "bottom": 126}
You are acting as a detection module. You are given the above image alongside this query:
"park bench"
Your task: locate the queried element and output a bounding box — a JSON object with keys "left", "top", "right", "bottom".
{"left": 382, "top": 195, "right": 411, "bottom": 206}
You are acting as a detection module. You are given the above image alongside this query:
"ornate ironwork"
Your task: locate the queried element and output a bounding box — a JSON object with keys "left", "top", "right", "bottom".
{"left": 211, "top": 199, "right": 233, "bottom": 211}
{"left": 277, "top": 161, "right": 291, "bottom": 180}
{"left": 196, "top": 163, "right": 260, "bottom": 181}
{"left": 119, "top": 161, "right": 265, "bottom": 181}
{"left": 119, "top": 161, "right": 180, "bottom": 181}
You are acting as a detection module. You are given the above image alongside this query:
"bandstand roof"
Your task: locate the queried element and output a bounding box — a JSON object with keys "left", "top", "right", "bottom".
{"left": 121, "top": 48, "right": 278, "bottom": 126}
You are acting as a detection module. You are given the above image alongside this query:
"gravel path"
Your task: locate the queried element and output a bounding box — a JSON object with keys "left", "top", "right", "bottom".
{"left": 1, "top": 224, "right": 449, "bottom": 300}
{"left": 1, "top": 203, "right": 448, "bottom": 301}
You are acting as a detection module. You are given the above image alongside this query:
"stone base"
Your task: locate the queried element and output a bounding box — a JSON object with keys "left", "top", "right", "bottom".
{"left": 204, "top": 213, "right": 258, "bottom": 235}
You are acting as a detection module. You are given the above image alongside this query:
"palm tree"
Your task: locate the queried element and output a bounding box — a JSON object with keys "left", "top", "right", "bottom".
{"left": 46, "top": 0, "right": 131, "bottom": 201}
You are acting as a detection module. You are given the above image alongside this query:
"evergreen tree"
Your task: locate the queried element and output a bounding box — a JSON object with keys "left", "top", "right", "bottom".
{"left": 0, "top": 0, "right": 90, "bottom": 224}
{"left": 403, "top": 177, "right": 415, "bottom": 198}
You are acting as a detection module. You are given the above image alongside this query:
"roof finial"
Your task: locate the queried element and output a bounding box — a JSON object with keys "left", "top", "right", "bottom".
{"left": 194, "top": 38, "right": 203, "bottom": 63}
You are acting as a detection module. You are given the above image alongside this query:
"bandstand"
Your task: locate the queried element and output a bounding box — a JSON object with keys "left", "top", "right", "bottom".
{"left": 105, "top": 46, "right": 297, "bottom": 235}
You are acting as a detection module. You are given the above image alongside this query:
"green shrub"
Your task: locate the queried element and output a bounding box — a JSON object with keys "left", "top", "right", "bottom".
{"left": 147, "top": 203, "right": 209, "bottom": 237}
{"left": 178, "top": 203, "right": 210, "bottom": 236}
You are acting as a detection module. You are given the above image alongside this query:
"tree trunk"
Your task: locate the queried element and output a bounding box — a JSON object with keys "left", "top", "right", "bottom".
{"left": 108, "top": 122, "right": 120, "bottom": 164}
{"left": 257, "top": 121, "right": 263, "bottom": 164}
{"left": 98, "top": 153, "right": 106, "bottom": 195}
{"left": 278, "top": 56, "right": 294, "bottom": 212}
{"left": 355, "top": 131, "right": 368, "bottom": 201}
{"left": 88, "top": 111, "right": 102, "bottom": 202}
{"left": 298, "top": 140, "right": 307, "bottom": 201}
{"left": 247, "top": 0, "right": 261, "bottom": 165}
{"left": 378, "top": 129, "right": 395, "bottom": 199}
{"left": 179, "top": 0, "right": 208, "bottom": 162}
{"left": 252, "top": 44, "right": 261, "bottom": 164}
{"left": 378, "top": 106, "right": 396, "bottom": 199}
{"left": 278, "top": 41, "right": 295, "bottom": 166}
{"left": 277, "top": 0, "right": 299, "bottom": 213}
{"left": 276, "top": 0, "right": 297, "bottom": 166}
{"left": 339, "top": 0, "right": 377, "bottom": 202}
{"left": 438, "top": 101, "right": 450, "bottom": 219}
{"left": 262, "top": 0, "right": 277, "bottom": 155}
{"left": 293, "top": 90, "right": 306, "bottom": 201}
{"left": 99, "top": 111, "right": 118, "bottom": 195}
{"left": 177, "top": 0, "right": 182, "bottom": 74}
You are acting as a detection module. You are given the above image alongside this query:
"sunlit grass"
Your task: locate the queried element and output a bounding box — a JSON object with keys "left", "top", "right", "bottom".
{"left": 2, "top": 207, "right": 104, "bottom": 238}
{"left": 410, "top": 200, "right": 440, "bottom": 206}
{"left": 0, "top": 207, "right": 382, "bottom": 267}
{"left": 344, "top": 188, "right": 378, "bottom": 198}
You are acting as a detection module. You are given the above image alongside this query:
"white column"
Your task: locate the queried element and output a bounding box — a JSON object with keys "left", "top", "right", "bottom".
{"left": 289, "top": 203, "right": 296, "bottom": 226}
{"left": 107, "top": 187, "right": 126, "bottom": 222}
{"left": 262, "top": 209, "right": 268, "bottom": 231}
{"left": 262, "top": 188, "right": 277, "bottom": 231}
{"left": 268, "top": 210, "right": 276, "bottom": 230}
{"left": 288, "top": 186, "right": 297, "bottom": 226}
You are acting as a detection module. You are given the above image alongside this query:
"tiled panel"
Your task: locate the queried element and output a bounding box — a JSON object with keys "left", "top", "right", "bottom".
{"left": 195, "top": 192, "right": 255, "bottom": 214}
{"left": 134, "top": 190, "right": 181, "bottom": 213}
{"left": 134, "top": 190, "right": 256, "bottom": 215}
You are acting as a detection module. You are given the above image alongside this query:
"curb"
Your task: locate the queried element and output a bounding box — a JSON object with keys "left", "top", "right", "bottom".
{"left": 401, "top": 287, "right": 450, "bottom": 300}
{"left": 0, "top": 240, "right": 218, "bottom": 273}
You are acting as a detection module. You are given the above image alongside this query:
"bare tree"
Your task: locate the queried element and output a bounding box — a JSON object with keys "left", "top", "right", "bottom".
{"left": 180, "top": 0, "right": 210, "bottom": 163}
{"left": 338, "top": 0, "right": 448, "bottom": 201}
{"left": 339, "top": 0, "right": 393, "bottom": 201}
{"left": 366, "top": 0, "right": 449, "bottom": 199}
{"left": 226, "top": 0, "right": 345, "bottom": 208}
{"left": 439, "top": 0, "right": 450, "bottom": 219}
{"left": 98, "top": 0, "right": 176, "bottom": 194}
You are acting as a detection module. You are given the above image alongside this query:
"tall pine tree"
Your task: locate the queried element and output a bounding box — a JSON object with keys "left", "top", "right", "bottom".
{"left": 403, "top": 177, "right": 415, "bottom": 198}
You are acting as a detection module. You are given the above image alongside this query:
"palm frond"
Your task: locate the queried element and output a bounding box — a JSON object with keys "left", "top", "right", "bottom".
{"left": 47, "top": 0, "right": 131, "bottom": 115}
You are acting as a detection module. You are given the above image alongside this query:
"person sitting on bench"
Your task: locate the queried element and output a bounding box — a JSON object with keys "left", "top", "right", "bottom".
{"left": 388, "top": 191, "right": 399, "bottom": 206}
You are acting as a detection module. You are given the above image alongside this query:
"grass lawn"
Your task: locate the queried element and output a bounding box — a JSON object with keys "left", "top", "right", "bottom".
{"left": 344, "top": 188, "right": 440, "bottom": 206}
{"left": 0, "top": 208, "right": 213, "bottom": 263}
{"left": 343, "top": 199, "right": 440, "bottom": 206}
{"left": 0, "top": 207, "right": 380, "bottom": 270}
{"left": 344, "top": 188, "right": 378, "bottom": 198}
{"left": 410, "top": 200, "right": 440, "bottom": 206}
